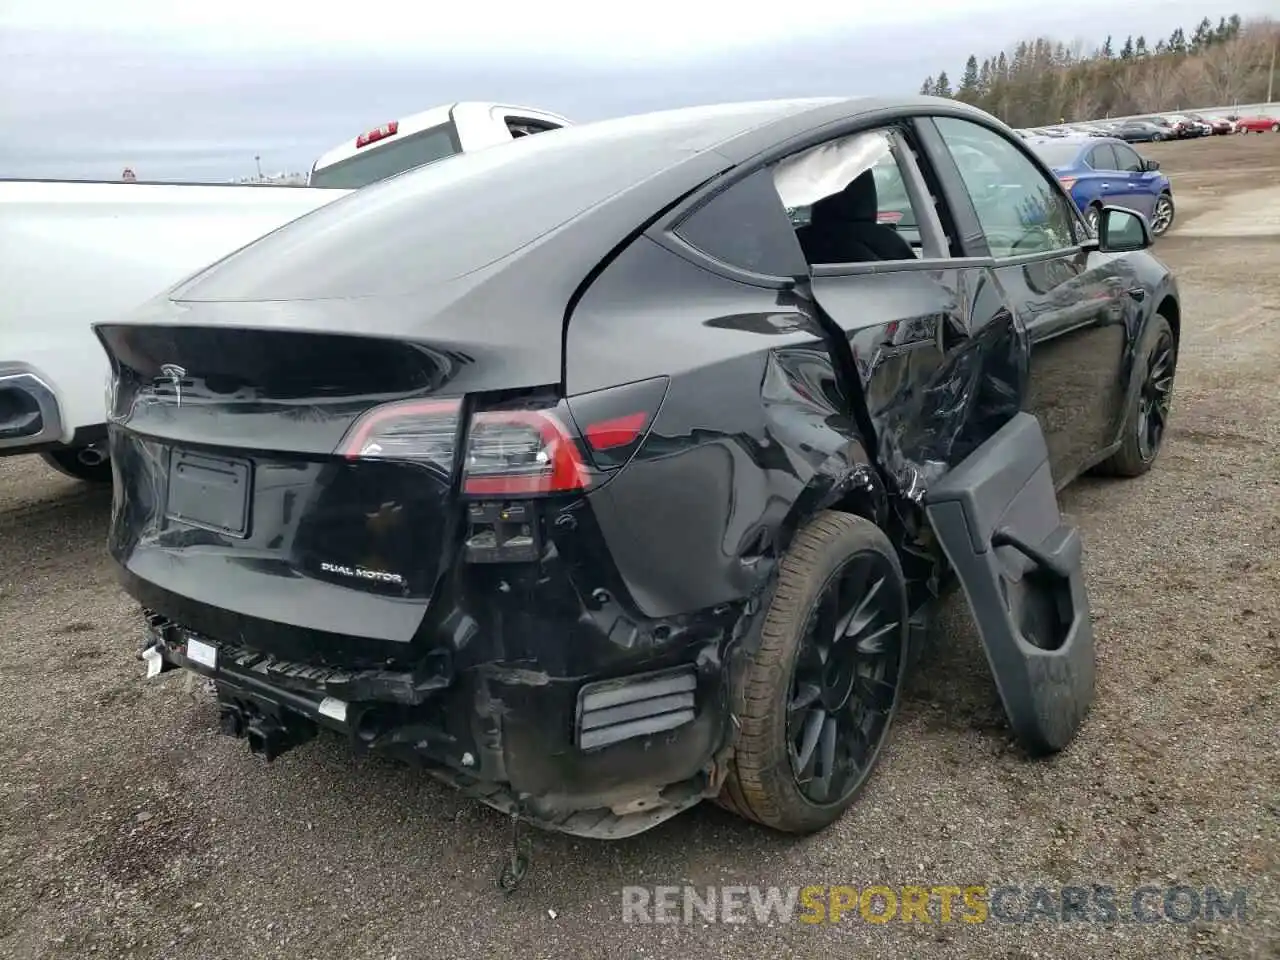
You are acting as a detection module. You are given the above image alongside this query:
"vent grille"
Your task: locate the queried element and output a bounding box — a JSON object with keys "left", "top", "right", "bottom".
{"left": 575, "top": 666, "right": 697, "bottom": 751}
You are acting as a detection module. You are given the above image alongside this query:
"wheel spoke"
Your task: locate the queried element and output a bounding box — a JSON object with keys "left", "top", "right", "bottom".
{"left": 830, "top": 558, "right": 868, "bottom": 640}
{"left": 789, "top": 682, "right": 821, "bottom": 714}
{"left": 836, "top": 575, "right": 884, "bottom": 645}
{"left": 794, "top": 707, "right": 824, "bottom": 775}
{"left": 853, "top": 618, "right": 898, "bottom": 657}
{"left": 809, "top": 716, "right": 839, "bottom": 801}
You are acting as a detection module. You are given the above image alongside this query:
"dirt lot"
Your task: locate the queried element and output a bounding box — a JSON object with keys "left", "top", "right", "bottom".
{"left": 2, "top": 134, "right": 1277, "bottom": 960}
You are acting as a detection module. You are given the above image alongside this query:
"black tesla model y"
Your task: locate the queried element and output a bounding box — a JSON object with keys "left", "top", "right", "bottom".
{"left": 98, "top": 97, "right": 1180, "bottom": 841}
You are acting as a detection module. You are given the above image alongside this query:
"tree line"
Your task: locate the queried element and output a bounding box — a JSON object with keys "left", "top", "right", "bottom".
{"left": 918, "top": 14, "right": 1279, "bottom": 127}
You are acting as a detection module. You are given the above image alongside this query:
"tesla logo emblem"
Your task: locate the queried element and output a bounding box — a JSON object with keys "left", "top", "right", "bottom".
{"left": 158, "top": 364, "right": 187, "bottom": 407}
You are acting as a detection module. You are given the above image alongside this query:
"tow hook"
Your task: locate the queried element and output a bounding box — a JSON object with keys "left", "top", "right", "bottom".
{"left": 218, "top": 701, "right": 316, "bottom": 761}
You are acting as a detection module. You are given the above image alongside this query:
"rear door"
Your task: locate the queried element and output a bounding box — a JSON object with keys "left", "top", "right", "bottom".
{"left": 796, "top": 124, "right": 1030, "bottom": 496}
{"left": 762, "top": 112, "right": 1097, "bottom": 754}
{"left": 1083, "top": 142, "right": 1146, "bottom": 216}
{"left": 1109, "top": 141, "right": 1160, "bottom": 220}
{"left": 1081, "top": 142, "right": 1125, "bottom": 207}
{"left": 922, "top": 116, "right": 1130, "bottom": 486}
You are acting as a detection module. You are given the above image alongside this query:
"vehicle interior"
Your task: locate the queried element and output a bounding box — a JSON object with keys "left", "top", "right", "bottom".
{"left": 772, "top": 121, "right": 1077, "bottom": 266}
{"left": 775, "top": 129, "right": 928, "bottom": 264}
{"left": 505, "top": 117, "right": 562, "bottom": 138}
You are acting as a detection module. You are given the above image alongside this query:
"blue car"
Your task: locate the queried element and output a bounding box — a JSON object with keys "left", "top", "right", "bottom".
{"left": 1026, "top": 135, "right": 1175, "bottom": 238}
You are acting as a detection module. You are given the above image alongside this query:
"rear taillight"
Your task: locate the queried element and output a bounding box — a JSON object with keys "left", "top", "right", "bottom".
{"left": 463, "top": 408, "right": 589, "bottom": 495}
{"left": 1058, "top": 176, "right": 1077, "bottom": 190}
{"left": 565, "top": 377, "right": 669, "bottom": 471}
{"left": 337, "top": 398, "right": 462, "bottom": 478}
{"left": 334, "top": 377, "right": 668, "bottom": 495}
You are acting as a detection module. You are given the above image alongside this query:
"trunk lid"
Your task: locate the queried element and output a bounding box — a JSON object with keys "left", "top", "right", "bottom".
{"left": 98, "top": 316, "right": 546, "bottom": 665}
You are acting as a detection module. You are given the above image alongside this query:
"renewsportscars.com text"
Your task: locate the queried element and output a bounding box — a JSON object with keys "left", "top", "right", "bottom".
{"left": 620, "top": 884, "right": 1250, "bottom": 925}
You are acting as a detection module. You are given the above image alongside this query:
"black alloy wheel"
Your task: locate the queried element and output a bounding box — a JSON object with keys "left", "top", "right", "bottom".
{"left": 720, "top": 512, "right": 908, "bottom": 834}
{"left": 1096, "top": 313, "right": 1176, "bottom": 477}
{"left": 1136, "top": 325, "right": 1176, "bottom": 463}
{"left": 785, "top": 549, "right": 902, "bottom": 805}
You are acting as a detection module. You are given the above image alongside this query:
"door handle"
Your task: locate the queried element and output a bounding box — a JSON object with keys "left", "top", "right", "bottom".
{"left": 1126, "top": 287, "right": 1146, "bottom": 303}
{"left": 1100, "top": 182, "right": 1109, "bottom": 188}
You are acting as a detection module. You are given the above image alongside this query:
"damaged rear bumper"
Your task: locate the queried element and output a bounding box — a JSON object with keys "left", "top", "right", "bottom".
{"left": 141, "top": 611, "right": 733, "bottom": 839}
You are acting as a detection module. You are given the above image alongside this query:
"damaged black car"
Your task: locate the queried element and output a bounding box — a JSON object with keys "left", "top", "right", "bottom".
{"left": 99, "top": 97, "right": 1179, "bottom": 844}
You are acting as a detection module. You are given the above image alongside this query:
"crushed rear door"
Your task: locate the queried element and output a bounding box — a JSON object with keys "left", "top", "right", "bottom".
{"left": 923, "top": 412, "right": 1095, "bottom": 753}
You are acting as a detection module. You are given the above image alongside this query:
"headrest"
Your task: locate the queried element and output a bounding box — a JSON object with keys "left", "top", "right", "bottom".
{"left": 810, "top": 170, "right": 878, "bottom": 225}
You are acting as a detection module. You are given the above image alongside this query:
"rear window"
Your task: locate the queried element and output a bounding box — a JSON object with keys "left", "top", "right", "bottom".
{"left": 309, "top": 124, "right": 461, "bottom": 189}
{"left": 1028, "top": 141, "right": 1084, "bottom": 167}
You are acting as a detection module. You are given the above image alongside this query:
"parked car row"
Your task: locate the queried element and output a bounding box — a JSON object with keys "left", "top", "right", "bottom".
{"left": 1017, "top": 111, "right": 1278, "bottom": 142}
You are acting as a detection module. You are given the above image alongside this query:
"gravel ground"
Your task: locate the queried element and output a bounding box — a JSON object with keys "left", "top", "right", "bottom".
{"left": 1, "top": 134, "right": 1277, "bottom": 960}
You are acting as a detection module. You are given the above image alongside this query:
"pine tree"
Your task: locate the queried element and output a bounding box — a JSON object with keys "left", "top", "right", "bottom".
{"left": 1191, "top": 17, "right": 1212, "bottom": 52}
{"left": 1214, "top": 16, "right": 1228, "bottom": 42}
{"left": 920, "top": 76, "right": 935, "bottom": 96}
{"left": 979, "top": 58, "right": 993, "bottom": 96}
{"left": 1227, "top": 14, "right": 1241, "bottom": 40}
{"left": 1169, "top": 27, "right": 1186, "bottom": 54}
{"left": 959, "top": 54, "right": 980, "bottom": 100}
{"left": 1120, "top": 36, "right": 1134, "bottom": 59}
{"left": 935, "top": 70, "right": 954, "bottom": 98}
{"left": 1102, "top": 35, "right": 1114, "bottom": 58}
{"left": 1135, "top": 36, "right": 1148, "bottom": 57}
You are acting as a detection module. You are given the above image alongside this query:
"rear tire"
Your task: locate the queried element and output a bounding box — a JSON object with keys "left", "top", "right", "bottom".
{"left": 1271, "top": 123, "right": 1279, "bottom": 133}
{"left": 1084, "top": 203, "right": 1102, "bottom": 237}
{"left": 40, "top": 447, "right": 112, "bottom": 484}
{"left": 719, "top": 511, "right": 908, "bottom": 834}
{"left": 1096, "top": 314, "right": 1176, "bottom": 478}
{"left": 1150, "top": 192, "right": 1175, "bottom": 237}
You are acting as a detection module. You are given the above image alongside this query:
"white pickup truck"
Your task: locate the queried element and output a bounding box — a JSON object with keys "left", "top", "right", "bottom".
{"left": 0, "top": 102, "right": 569, "bottom": 482}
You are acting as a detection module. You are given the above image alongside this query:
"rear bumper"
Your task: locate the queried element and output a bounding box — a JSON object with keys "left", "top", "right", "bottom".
{"left": 140, "top": 610, "right": 735, "bottom": 838}
{"left": 0, "top": 366, "right": 63, "bottom": 451}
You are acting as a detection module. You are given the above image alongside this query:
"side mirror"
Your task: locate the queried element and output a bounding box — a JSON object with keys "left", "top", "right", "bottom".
{"left": 1097, "top": 206, "right": 1152, "bottom": 252}
{"left": 1143, "top": 158, "right": 1160, "bottom": 172}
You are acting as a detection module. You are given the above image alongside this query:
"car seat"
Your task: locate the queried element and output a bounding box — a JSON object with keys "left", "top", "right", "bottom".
{"left": 796, "top": 170, "right": 915, "bottom": 264}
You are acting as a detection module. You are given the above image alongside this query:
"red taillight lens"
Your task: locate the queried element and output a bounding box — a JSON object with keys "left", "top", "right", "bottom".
{"left": 583, "top": 412, "right": 648, "bottom": 451}
{"left": 462, "top": 409, "right": 589, "bottom": 495}
{"left": 335, "top": 378, "right": 668, "bottom": 496}
{"left": 565, "top": 377, "right": 668, "bottom": 471}
{"left": 1058, "top": 176, "right": 1077, "bottom": 190}
{"left": 337, "top": 397, "right": 462, "bottom": 475}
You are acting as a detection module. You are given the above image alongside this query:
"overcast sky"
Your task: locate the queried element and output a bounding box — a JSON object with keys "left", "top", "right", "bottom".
{"left": 0, "top": 0, "right": 1271, "bottom": 180}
